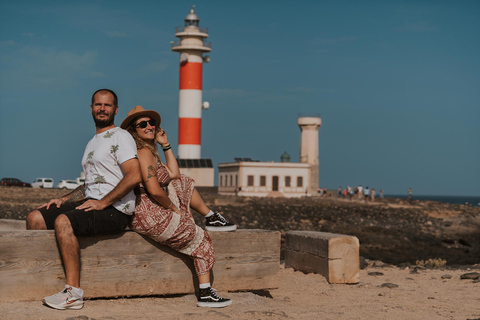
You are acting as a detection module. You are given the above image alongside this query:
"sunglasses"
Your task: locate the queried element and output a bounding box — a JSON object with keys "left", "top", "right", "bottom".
{"left": 135, "top": 119, "right": 156, "bottom": 128}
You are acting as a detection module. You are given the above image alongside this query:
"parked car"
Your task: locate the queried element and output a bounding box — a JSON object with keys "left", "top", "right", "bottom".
{"left": 57, "top": 180, "right": 79, "bottom": 190}
{"left": 32, "top": 177, "right": 54, "bottom": 188}
{"left": 0, "top": 178, "right": 32, "bottom": 187}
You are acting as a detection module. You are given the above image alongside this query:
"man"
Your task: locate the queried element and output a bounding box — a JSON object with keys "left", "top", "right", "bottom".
{"left": 26, "top": 89, "right": 141, "bottom": 310}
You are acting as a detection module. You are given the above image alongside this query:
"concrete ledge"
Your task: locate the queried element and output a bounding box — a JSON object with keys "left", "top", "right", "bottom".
{"left": 0, "top": 222, "right": 280, "bottom": 302}
{"left": 284, "top": 231, "right": 359, "bottom": 284}
{"left": 0, "top": 219, "right": 25, "bottom": 230}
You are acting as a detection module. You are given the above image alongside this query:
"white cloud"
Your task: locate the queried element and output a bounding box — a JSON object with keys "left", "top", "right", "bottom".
{"left": 0, "top": 45, "right": 104, "bottom": 92}
{"left": 132, "top": 61, "right": 169, "bottom": 78}
{"left": 0, "top": 40, "right": 16, "bottom": 47}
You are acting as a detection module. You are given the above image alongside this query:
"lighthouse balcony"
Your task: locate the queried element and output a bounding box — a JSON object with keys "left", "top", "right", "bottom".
{"left": 175, "top": 26, "right": 209, "bottom": 38}
{"left": 171, "top": 40, "right": 212, "bottom": 52}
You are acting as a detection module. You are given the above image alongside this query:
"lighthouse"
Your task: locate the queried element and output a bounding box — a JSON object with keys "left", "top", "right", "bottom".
{"left": 171, "top": 6, "right": 214, "bottom": 186}
{"left": 298, "top": 115, "right": 322, "bottom": 194}
{"left": 171, "top": 6, "right": 211, "bottom": 159}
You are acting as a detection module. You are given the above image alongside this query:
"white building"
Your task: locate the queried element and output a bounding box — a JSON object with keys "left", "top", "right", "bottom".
{"left": 218, "top": 114, "right": 321, "bottom": 198}
{"left": 218, "top": 159, "right": 310, "bottom": 197}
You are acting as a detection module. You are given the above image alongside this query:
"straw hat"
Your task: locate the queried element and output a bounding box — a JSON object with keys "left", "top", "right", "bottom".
{"left": 120, "top": 105, "right": 161, "bottom": 129}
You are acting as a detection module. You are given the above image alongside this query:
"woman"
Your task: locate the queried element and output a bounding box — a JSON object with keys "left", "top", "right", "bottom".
{"left": 120, "top": 106, "right": 233, "bottom": 308}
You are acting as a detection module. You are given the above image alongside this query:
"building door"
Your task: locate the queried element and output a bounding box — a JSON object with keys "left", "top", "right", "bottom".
{"left": 272, "top": 176, "right": 279, "bottom": 191}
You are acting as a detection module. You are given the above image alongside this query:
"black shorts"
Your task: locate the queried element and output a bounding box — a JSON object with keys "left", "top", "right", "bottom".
{"left": 39, "top": 200, "right": 131, "bottom": 236}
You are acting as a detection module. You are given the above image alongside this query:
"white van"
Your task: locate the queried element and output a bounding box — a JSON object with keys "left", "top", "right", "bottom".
{"left": 32, "top": 177, "right": 54, "bottom": 188}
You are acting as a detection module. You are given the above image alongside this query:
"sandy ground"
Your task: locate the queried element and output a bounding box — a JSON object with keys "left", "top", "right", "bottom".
{"left": 1, "top": 187, "right": 480, "bottom": 319}
{"left": 1, "top": 263, "right": 479, "bottom": 320}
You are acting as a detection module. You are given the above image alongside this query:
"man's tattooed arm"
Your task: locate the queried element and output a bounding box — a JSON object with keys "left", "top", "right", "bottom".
{"left": 63, "top": 184, "right": 86, "bottom": 203}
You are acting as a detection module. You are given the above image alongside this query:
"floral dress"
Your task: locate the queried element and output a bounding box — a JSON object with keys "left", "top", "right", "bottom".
{"left": 130, "top": 162, "right": 215, "bottom": 276}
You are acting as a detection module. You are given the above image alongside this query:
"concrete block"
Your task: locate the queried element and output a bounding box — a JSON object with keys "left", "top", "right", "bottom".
{"left": 284, "top": 230, "right": 359, "bottom": 284}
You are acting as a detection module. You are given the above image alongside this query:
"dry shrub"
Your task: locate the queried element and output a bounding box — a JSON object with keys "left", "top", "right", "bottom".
{"left": 416, "top": 258, "right": 447, "bottom": 268}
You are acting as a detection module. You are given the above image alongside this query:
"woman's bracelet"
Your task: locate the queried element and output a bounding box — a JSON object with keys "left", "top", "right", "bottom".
{"left": 162, "top": 144, "right": 172, "bottom": 151}
{"left": 167, "top": 201, "right": 174, "bottom": 209}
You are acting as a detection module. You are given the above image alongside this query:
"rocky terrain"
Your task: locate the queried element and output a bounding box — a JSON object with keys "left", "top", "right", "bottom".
{"left": 1, "top": 186, "right": 479, "bottom": 266}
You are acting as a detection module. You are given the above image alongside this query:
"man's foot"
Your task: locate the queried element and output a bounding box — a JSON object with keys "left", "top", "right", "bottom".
{"left": 205, "top": 212, "right": 237, "bottom": 231}
{"left": 43, "top": 285, "right": 84, "bottom": 310}
{"left": 197, "top": 287, "right": 232, "bottom": 308}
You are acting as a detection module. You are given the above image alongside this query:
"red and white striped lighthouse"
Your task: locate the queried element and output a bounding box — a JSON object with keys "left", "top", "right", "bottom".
{"left": 171, "top": 6, "right": 211, "bottom": 159}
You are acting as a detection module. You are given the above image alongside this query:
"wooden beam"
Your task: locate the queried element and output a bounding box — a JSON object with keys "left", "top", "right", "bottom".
{"left": 0, "top": 225, "right": 280, "bottom": 302}
{"left": 284, "top": 231, "right": 359, "bottom": 284}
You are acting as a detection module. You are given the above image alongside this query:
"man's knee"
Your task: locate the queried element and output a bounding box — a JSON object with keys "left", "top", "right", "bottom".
{"left": 26, "top": 210, "right": 47, "bottom": 230}
{"left": 54, "top": 214, "right": 73, "bottom": 233}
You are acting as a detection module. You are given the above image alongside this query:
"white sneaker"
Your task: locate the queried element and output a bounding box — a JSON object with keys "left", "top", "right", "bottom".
{"left": 42, "top": 285, "right": 84, "bottom": 310}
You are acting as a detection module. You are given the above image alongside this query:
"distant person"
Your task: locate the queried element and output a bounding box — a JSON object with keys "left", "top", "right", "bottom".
{"left": 121, "top": 106, "right": 233, "bottom": 307}
{"left": 364, "top": 186, "right": 370, "bottom": 201}
{"left": 371, "top": 188, "right": 376, "bottom": 202}
{"left": 26, "top": 89, "right": 142, "bottom": 310}
{"left": 357, "top": 185, "right": 363, "bottom": 199}
{"left": 380, "top": 189, "right": 384, "bottom": 199}
{"left": 408, "top": 187, "right": 413, "bottom": 200}
{"left": 338, "top": 186, "right": 342, "bottom": 197}
{"left": 347, "top": 186, "right": 353, "bottom": 200}
{"left": 323, "top": 187, "right": 327, "bottom": 197}
{"left": 343, "top": 187, "right": 347, "bottom": 197}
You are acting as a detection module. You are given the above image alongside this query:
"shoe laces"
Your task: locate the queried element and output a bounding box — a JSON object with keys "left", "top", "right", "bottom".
{"left": 214, "top": 213, "right": 228, "bottom": 223}
{"left": 207, "top": 287, "right": 221, "bottom": 299}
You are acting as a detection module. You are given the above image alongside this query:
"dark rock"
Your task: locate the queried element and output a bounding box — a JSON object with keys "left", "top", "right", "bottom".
{"left": 441, "top": 274, "right": 452, "bottom": 279}
{"left": 460, "top": 272, "right": 480, "bottom": 280}
{"left": 379, "top": 283, "right": 399, "bottom": 289}
{"left": 359, "top": 256, "right": 368, "bottom": 269}
{"left": 368, "top": 272, "right": 384, "bottom": 276}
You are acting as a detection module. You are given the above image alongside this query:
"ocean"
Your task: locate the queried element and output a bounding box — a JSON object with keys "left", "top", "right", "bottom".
{"left": 386, "top": 195, "right": 480, "bottom": 207}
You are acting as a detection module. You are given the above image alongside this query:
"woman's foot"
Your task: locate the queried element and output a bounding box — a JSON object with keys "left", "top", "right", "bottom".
{"left": 197, "top": 287, "right": 232, "bottom": 308}
{"left": 205, "top": 212, "right": 237, "bottom": 231}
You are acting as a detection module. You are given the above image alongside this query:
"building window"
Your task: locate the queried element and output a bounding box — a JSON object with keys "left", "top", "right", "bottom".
{"left": 247, "top": 175, "right": 254, "bottom": 186}
{"left": 220, "top": 175, "right": 223, "bottom": 187}
{"left": 285, "top": 176, "right": 291, "bottom": 187}
{"left": 297, "top": 176, "right": 303, "bottom": 187}
{"left": 230, "top": 175, "right": 233, "bottom": 186}
{"left": 235, "top": 175, "right": 238, "bottom": 187}
{"left": 260, "top": 175, "right": 266, "bottom": 186}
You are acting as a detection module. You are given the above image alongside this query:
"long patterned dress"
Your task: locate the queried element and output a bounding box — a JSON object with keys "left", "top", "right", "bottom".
{"left": 130, "top": 162, "right": 215, "bottom": 276}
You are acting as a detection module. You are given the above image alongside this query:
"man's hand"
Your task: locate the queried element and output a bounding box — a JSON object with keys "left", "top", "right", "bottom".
{"left": 75, "top": 199, "right": 108, "bottom": 212}
{"left": 38, "top": 198, "right": 65, "bottom": 210}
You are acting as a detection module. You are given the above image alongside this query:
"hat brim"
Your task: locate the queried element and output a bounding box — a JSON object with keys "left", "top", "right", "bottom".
{"left": 120, "top": 110, "right": 161, "bottom": 130}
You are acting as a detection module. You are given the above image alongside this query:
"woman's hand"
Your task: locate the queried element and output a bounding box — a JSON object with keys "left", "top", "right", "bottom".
{"left": 156, "top": 127, "right": 169, "bottom": 147}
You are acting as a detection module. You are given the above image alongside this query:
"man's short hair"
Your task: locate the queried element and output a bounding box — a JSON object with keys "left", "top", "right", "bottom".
{"left": 91, "top": 89, "right": 118, "bottom": 107}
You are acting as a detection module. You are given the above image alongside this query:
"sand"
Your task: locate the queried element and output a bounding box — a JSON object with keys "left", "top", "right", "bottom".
{"left": 1, "top": 263, "right": 479, "bottom": 320}
{"left": 1, "top": 186, "right": 479, "bottom": 319}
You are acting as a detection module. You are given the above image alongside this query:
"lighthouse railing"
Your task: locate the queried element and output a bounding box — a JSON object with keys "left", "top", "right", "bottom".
{"left": 170, "top": 40, "right": 211, "bottom": 49}
{"left": 175, "top": 26, "right": 209, "bottom": 34}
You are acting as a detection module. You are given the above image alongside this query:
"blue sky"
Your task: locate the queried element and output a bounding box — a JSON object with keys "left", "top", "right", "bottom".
{"left": 0, "top": 0, "right": 479, "bottom": 196}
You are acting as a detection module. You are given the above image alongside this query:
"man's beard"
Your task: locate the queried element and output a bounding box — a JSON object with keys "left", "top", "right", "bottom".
{"left": 93, "top": 112, "right": 115, "bottom": 128}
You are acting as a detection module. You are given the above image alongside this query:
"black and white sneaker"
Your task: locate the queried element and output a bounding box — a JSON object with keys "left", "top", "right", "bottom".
{"left": 197, "top": 287, "right": 232, "bottom": 308}
{"left": 205, "top": 212, "right": 237, "bottom": 231}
